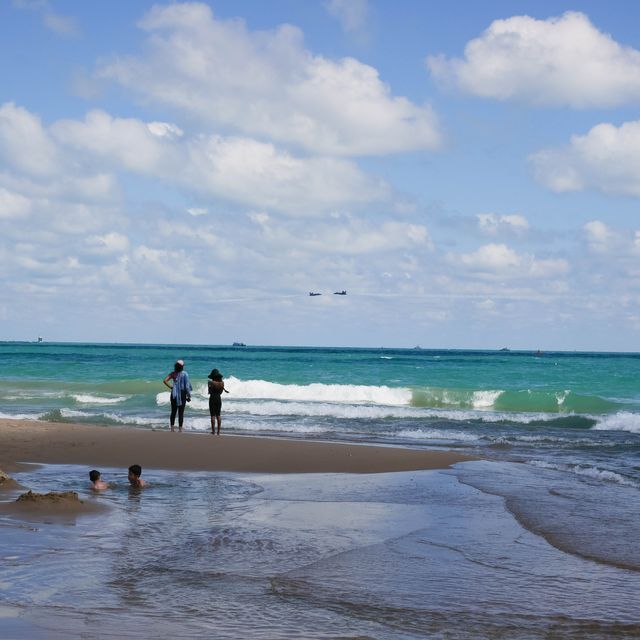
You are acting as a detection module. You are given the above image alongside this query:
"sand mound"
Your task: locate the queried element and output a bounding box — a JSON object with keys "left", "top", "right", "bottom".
{"left": 0, "top": 468, "right": 22, "bottom": 490}
{"left": 0, "top": 488, "right": 106, "bottom": 521}
{"left": 16, "top": 490, "right": 83, "bottom": 504}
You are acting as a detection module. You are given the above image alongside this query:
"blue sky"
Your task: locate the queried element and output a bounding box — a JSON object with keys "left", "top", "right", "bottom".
{"left": 1, "top": 0, "right": 640, "bottom": 350}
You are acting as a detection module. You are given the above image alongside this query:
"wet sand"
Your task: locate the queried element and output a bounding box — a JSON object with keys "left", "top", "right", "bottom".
{"left": 0, "top": 419, "right": 472, "bottom": 475}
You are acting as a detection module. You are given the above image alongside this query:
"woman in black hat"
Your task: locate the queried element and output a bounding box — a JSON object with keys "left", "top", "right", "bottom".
{"left": 208, "top": 368, "right": 229, "bottom": 435}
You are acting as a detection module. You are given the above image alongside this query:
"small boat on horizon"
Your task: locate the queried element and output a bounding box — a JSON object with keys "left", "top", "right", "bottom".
{"left": 232, "top": 342, "right": 247, "bottom": 347}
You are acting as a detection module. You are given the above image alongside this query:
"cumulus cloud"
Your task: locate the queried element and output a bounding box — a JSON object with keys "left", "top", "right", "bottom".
{"left": 97, "top": 2, "right": 441, "bottom": 155}
{"left": 51, "top": 110, "right": 182, "bottom": 174}
{"left": 182, "top": 136, "right": 390, "bottom": 215}
{"left": 530, "top": 121, "right": 640, "bottom": 196}
{"left": 584, "top": 220, "right": 640, "bottom": 257}
{"left": 5, "top": 104, "right": 390, "bottom": 217}
{"left": 0, "top": 102, "right": 61, "bottom": 176}
{"left": 448, "top": 243, "right": 569, "bottom": 279}
{"left": 477, "top": 213, "right": 529, "bottom": 235}
{"left": 427, "top": 11, "right": 640, "bottom": 107}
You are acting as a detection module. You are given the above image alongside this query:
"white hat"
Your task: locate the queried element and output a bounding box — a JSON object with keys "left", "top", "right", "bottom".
{"left": 176, "top": 359, "right": 184, "bottom": 366}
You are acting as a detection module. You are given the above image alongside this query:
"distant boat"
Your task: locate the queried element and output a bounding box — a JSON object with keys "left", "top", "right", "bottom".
{"left": 36, "top": 336, "right": 43, "bottom": 343}
{"left": 333, "top": 290, "right": 347, "bottom": 295}
{"left": 309, "top": 292, "right": 322, "bottom": 296}
{"left": 499, "top": 347, "right": 510, "bottom": 352}
{"left": 232, "top": 342, "right": 246, "bottom": 347}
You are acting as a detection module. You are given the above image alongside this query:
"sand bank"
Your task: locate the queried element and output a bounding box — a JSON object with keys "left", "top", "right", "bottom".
{"left": 0, "top": 419, "right": 471, "bottom": 474}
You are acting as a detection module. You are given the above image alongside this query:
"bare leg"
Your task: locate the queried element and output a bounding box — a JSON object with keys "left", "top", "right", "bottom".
{"left": 210, "top": 415, "right": 216, "bottom": 434}
{"left": 216, "top": 415, "right": 221, "bottom": 435}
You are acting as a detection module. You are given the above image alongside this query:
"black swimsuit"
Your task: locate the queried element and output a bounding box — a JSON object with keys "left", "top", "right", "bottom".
{"left": 208, "top": 380, "right": 223, "bottom": 416}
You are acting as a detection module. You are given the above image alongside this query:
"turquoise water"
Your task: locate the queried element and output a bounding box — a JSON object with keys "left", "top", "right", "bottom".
{"left": 1, "top": 342, "right": 640, "bottom": 637}
{"left": 2, "top": 342, "right": 640, "bottom": 485}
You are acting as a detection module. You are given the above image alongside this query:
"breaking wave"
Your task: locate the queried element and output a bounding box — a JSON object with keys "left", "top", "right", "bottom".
{"left": 527, "top": 460, "right": 639, "bottom": 489}
{"left": 591, "top": 411, "right": 640, "bottom": 434}
{"left": 72, "top": 394, "right": 131, "bottom": 405}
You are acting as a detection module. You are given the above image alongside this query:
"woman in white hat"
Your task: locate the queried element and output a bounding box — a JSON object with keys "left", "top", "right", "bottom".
{"left": 163, "top": 359, "right": 192, "bottom": 432}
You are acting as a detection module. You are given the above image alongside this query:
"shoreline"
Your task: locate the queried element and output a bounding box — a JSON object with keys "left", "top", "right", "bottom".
{"left": 0, "top": 418, "right": 473, "bottom": 475}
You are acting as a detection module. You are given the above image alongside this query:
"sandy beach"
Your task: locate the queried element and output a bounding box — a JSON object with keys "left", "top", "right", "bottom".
{"left": 0, "top": 418, "right": 471, "bottom": 475}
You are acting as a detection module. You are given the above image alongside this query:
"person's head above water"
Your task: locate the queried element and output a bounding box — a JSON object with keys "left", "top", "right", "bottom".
{"left": 89, "top": 469, "right": 101, "bottom": 483}
{"left": 174, "top": 360, "right": 184, "bottom": 372}
{"left": 128, "top": 464, "right": 147, "bottom": 487}
{"left": 128, "top": 464, "right": 142, "bottom": 478}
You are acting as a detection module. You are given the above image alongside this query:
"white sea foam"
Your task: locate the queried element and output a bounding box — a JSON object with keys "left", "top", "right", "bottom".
{"left": 212, "top": 377, "right": 411, "bottom": 405}
{"left": 60, "top": 408, "right": 93, "bottom": 418}
{"left": 395, "top": 429, "right": 479, "bottom": 442}
{"left": 224, "top": 401, "right": 425, "bottom": 419}
{"left": 591, "top": 411, "right": 640, "bottom": 434}
{"left": 229, "top": 421, "right": 328, "bottom": 435}
{"left": 169, "top": 415, "right": 328, "bottom": 435}
{"left": 472, "top": 390, "right": 503, "bottom": 408}
{"left": 2, "top": 391, "right": 66, "bottom": 400}
{"left": 527, "top": 460, "right": 639, "bottom": 488}
{"left": 0, "top": 411, "right": 44, "bottom": 420}
{"left": 160, "top": 387, "right": 570, "bottom": 424}
{"left": 101, "top": 413, "right": 165, "bottom": 427}
{"left": 492, "top": 434, "right": 595, "bottom": 445}
{"left": 72, "top": 394, "right": 130, "bottom": 405}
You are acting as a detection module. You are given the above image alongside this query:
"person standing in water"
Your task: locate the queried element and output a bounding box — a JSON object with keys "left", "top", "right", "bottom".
{"left": 208, "top": 368, "right": 229, "bottom": 435}
{"left": 163, "top": 359, "right": 192, "bottom": 432}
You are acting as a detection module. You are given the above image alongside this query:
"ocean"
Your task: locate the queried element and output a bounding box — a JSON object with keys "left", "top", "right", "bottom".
{"left": 1, "top": 342, "right": 639, "bottom": 638}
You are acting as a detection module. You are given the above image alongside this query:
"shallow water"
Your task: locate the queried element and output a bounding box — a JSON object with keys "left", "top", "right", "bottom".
{"left": 1, "top": 461, "right": 638, "bottom": 639}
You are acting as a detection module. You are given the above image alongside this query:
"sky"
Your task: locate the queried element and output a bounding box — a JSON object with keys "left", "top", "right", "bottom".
{"left": 1, "top": 0, "right": 640, "bottom": 350}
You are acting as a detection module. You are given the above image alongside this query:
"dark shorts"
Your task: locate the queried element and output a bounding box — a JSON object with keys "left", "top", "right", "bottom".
{"left": 209, "top": 395, "right": 222, "bottom": 417}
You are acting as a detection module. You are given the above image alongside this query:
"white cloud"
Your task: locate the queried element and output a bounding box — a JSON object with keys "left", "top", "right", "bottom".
{"left": 0, "top": 103, "right": 61, "bottom": 176}
{"left": 326, "top": 0, "right": 369, "bottom": 39}
{"left": 0, "top": 187, "right": 31, "bottom": 219}
{"left": 131, "top": 245, "right": 201, "bottom": 287}
{"left": 584, "top": 220, "right": 640, "bottom": 257}
{"left": 42, "top": 11, "right": 78, "bottom": 37}
{"left": 85, "top": 232, "right": 130, "bottom": 255}
{"left": 448, "top": 243, "right": 569, "bottom": 279}
{"left": 427, "top": 11, "right": 640, "bottom": 107}
{"left": 530, "top": 121, "right": 640, "bottom": 196}
{"left": 12, "top": 0, "right": 79, "bottom": 37}
{"left": 257, "top": 218, "right": 432, "bottom": 255}
{"left": 147, "top": 122, "right": 184, "bottom": 139}
{"left": 98, "top": 2, "right": 441, "bottom": 155}
{"left": 0, "top": 103, "right": 394, "bottom": 218}
{"left": 182, "top": 135, "right": 390, "bottom": 215}
{"left": 186, "top": 207, "right": 208, "bottom": 217}
{"left": 477, "top": 213, "right": 529, "bottom": 235}
{"left": 51, "top": 110, "right": 181, "bottom": 174}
